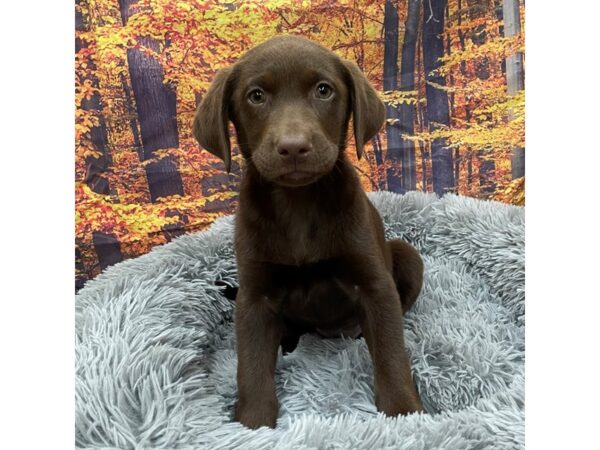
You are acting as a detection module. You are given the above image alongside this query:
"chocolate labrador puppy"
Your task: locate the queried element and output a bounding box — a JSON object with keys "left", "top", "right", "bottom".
{"left": 193, "top": 35, "right": 424, "bottom": 429}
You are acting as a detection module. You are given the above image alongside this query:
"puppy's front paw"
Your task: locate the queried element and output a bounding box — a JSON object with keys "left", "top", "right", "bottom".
{"left": 234, "top": 398, "right": 278, "bottom": 429}
{"left": 376, "top": 390, "right": 424, "bottom": 416}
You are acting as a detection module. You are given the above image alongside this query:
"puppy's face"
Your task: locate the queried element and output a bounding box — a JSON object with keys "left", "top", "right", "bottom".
{"left": 231, "top": 41, "right": 348, "bottom": 187}
{"left": 193, "top": 35, "right": 385, "bottom": 187}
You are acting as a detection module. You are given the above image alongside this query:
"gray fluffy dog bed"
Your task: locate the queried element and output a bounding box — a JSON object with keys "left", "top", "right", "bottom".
{"left": 76, "top": 191, "right": 524, "bottom": 449}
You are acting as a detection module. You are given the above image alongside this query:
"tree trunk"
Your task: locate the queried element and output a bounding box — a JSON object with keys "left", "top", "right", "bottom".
{"left": 201, "top": 161, "right": 233, "bottom": 210}
{"left": 468, "top": 0, "right": 491, "bottom": 79}
{"left": 467, "top": 150, "right": 473, "bottom": 189}
{"left": 75, "top": 246, "right": 87, "bottom": 292}
{"left": 119, "top": 70, "right": 143, "bottom": 160}
{"left": 76, "top": 0, "right": 113, "bottom": 196}
{"left": 445, "top": 3, "right": 459, "bottom": 190}
{"left": 372, "top": 134, "right": 386, "bottom": 190}
{"left": 119, "top": 0, "right": 184, "bottom": 202}
{"left": 383, "top": 0, "right": 403, "bottom": 193}
{"left": 495, "top": 0, "right": 506, "bottom": 75}
{"left": 503, "top": 0, "right": 525, "bottom": 179}
{"left": 399, "top": 0, "right": 420, "bottom": 192}
{"left": 458, "top": 0, "right": 471, "bottom": 193}
{"left": 468, "top": 0, "right": 496, "bottom": 195}
{"left": 415, "top": 18, "right": 429, "bottom": 193}
{"left": 92, "top": 231, "right": 124, "bottom": 271}
{"left": 372, "top": 133, "right": 384, "bottom": 167}
{"left": 420, "top": 143, "right": 428, "bottom": 192}
{"left": 422, "top": 0, "right": 455, "bottom": 196}
{"left": 454, "top": 147, "right": 460, "bottom": 183}
{"left": 478, "top": 157, "right": 496, "bottom": 194}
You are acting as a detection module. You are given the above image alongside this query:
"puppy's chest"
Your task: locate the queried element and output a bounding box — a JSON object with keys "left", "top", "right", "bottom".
{"left": 273, "top": 259, "right": 361, "bottom": 329}
{"left": 265, "top": 208, "right": 338, "bottom": 265}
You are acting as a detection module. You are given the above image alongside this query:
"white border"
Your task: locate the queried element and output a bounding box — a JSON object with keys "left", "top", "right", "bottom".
{"left": 527, "top": 1, "right": 600, "bottom": 448}
{"left": 2, "top": 1, "right": 74, "bottom": 449}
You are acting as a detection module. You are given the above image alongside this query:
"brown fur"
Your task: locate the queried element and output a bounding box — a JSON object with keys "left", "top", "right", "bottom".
{"left": 193, "top": 35, "right": 424, "bottom": 429}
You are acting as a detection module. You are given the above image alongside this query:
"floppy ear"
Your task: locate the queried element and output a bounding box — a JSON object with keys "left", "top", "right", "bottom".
{"left": 342, "top": 60, "right": 386, "bottom": 160}
{"left": 193, "top": 67, "right": 234, "bottom": 172}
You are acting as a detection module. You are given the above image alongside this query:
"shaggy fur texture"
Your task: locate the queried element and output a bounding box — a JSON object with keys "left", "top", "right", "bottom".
{"left": 76, "top": 191, "right": 524, "bottom": 449}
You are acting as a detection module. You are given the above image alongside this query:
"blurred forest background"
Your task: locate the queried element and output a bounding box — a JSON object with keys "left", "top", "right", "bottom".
{"left": 75, "top": 0, "right": 525, "bottom": 289}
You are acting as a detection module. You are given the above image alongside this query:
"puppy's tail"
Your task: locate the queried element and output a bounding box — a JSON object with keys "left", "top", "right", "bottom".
{"left": 388, "top": 239, "right": 424, "bottom": 314}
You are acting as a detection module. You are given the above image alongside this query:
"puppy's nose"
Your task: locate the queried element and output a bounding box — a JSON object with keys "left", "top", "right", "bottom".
{"left": 276, "top": 135, "right": 312, "bottom": 157}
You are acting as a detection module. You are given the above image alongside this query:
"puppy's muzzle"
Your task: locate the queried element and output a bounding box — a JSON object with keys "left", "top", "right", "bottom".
{"left": 274, "top": 133, "right": 320, "bottom": 185}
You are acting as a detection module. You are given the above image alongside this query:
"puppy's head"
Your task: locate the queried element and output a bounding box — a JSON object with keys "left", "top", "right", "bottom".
{"left": 193, "top": 35, "right": 385, "bottom": 187}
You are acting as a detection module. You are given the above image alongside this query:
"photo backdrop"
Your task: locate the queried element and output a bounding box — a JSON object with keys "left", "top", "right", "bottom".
{"left": 75, "top": 0, "right": 525, "bottom": 289}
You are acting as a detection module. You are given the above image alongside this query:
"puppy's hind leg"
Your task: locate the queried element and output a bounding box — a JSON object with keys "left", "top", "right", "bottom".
{"left": 388, "top": 239, "right": 423, "bottom": 314}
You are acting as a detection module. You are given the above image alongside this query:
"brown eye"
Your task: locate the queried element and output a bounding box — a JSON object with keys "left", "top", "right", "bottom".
{"left": 248, "top": 88, "right": 265, "bottom": 104}
{"left": 315, "top": 83, "right": 333, "bottom": 99}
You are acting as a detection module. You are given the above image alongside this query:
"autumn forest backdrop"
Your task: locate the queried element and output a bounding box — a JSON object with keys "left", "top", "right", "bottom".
{"left": 75, "top": 0, "right": 525, "bottom": 289}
